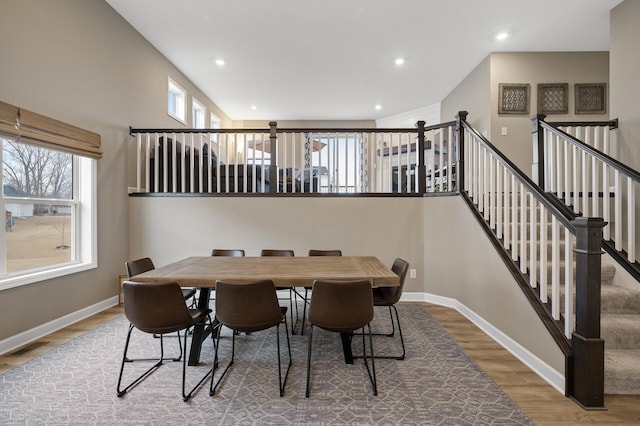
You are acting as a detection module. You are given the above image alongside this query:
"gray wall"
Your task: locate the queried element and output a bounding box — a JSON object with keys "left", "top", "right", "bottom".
{"left": 610, "top": 0, "right": 640, "bottom": 261}
{"left": 0, "top": 0, "right": 227, "bottom": 339}
{"left": 442, "top": 51, "right": 610, "bottom": 176}
{"left": 441, "top": 56, "right": 491, "bottom": 135}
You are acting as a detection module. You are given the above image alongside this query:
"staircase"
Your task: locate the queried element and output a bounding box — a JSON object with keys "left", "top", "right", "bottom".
{"left": 534, "top": 220, "right": 639, "bottom": 393}
{"left": 601, "top": 264, "right": 640, "bottom": 394}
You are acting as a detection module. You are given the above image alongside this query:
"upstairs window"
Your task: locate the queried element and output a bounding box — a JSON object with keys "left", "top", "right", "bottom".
{"left": 168, "top": 78, "right": 186, "bottom": 123}
{"left": 192, "top": 98, "right": 206, "bottom": 129}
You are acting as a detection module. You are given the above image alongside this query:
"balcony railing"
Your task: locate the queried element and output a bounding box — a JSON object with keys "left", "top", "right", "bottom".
{"left": 129, "top": 121, "right": 457, "bottom": 195}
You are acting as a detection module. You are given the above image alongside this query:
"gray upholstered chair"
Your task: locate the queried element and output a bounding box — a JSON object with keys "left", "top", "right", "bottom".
{"left": 210, "top": 279, "right": 291, "bottom": 397}
{"left": 305, "top": 279, "right": 377, "bottom": 397}
{"left": 117, "top": 281, "right": 216, "bottom": 401}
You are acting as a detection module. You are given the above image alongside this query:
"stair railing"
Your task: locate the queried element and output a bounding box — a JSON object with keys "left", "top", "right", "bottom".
{"left": 457, "top": 111, "right": 605, "bottom": 409}
{"left": 533, "top": 115, "right": 639, "bottom": 275}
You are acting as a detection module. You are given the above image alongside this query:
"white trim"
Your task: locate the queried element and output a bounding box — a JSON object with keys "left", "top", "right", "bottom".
{"left": 0, "top": 296, "right": 118, "bottom": 356}
{"left": 400, "top": 292, "right": 565, "bottom": 395}
{"left": 167, "top": 77, "right": 187, "bottom": 124}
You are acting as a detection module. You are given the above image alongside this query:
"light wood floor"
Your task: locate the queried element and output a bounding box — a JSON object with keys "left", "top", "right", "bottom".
{"left": 2, "top": 302, "right": 640, "bottom": 424}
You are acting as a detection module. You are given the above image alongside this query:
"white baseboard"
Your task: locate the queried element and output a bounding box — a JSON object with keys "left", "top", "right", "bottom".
{"left": 401, "top": 292, "right": 565, "bottom": 395}
{"left": 0, "top": 296, "right": 119, "bottom": 356}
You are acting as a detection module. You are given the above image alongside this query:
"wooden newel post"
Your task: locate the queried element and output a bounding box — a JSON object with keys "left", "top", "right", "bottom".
{"left": 570, "top": 216, "right": 606, "bottom": 410}
{"left": 268, "top": 121, "right": 278, "bottom": 194}
{"left": 531, "top": 114, "right": 546, "bottom": 190}
{"left": 416, "top": 120, "right": 426, "bottom": 194}
{"left": 455, "top": 111, "right": 468, "bottom": 193}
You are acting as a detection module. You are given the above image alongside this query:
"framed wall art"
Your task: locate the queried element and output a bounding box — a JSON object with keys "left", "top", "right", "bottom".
{"left": 537, "top": 83, "right": 568, "bottom": 114}
{"left": 498, "top": 83, "right": 530, "bottom": 115}
{"left": 575, "top": 83, "right": 607, "bottom": 114}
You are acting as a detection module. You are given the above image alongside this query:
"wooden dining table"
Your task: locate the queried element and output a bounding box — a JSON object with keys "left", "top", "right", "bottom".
{"left": 132, "top": 255, "right": 400, "bottom": 365}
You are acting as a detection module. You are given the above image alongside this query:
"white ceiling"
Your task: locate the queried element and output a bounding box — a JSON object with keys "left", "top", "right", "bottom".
{"left": 106, "top": 0, "right": 621, "bottom": 122}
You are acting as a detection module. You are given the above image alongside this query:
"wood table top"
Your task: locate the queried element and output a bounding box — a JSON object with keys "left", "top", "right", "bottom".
{"left": 131, "top": 256, "right": 399, "bottom": 288}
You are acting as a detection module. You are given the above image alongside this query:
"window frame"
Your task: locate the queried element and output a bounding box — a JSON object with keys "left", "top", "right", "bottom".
{"left": 192, "top": 97, "right": 206, "bottom": 129}
{"left": 0, "top": 138, "right": 97, "bottom": 291}
{"left": 168, "top": 77, "right": 187, "bottom": 124}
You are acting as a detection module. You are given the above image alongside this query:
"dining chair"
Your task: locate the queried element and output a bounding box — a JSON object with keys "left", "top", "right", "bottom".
{"left": 126, "top": 257, "right": 197, "bottom": 306}
{"left": 305, "top": 279, "right": 377, "bottom": 397}
{"left": 210, "top": 279, "right": 292, "bottom": 397}
{"left": 301, "top": 250, "right": 343, "bottom": 335}
{"left": 261, "top": 249, "right": 297, "bottom": 334}
{"left": 125, "top": 257, "right": 197, "bottom": 359}
{"left": 211, "top": 249, "right": 246, "bottom": 335}
{"left": 354, "top": 258, "right": 409, "bottom": 360}
{"left": 211, "top": 249, "right": 245, "bottom": 257}
{"left": 117, "top": 281, "right": 217, "bottom": 401}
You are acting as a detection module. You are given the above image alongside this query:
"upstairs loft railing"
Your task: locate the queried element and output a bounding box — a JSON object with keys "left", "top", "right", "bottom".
{"left": 533, "top": 115, "right": 639, "bottom": 271}
{"left": 129, "top": 121, "right": 457, "bottom": 196}
{"left": 458, "top": 111, "right": 605, "bottom": 408}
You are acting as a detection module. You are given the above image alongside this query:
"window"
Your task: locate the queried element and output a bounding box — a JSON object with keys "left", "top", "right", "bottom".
{"left": 168, "top": 78, "right": 186, "bottom": 123}
{"left": 192, "top": 98, "right": 206, "bottom": 129}
{"left": 210, "top": 112, "right": 221, "bottom": 145}
{"left": 210, "top": 112, "right": 221, "bottom": 129}
{"left": 1, "top": 137, "right": 96, "bottom": 289}
{"left": 0, "top": 101, "right": 98, "bottom": 290}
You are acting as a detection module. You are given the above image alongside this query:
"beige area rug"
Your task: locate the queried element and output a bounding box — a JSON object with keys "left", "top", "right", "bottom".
{"left": 0, "top": 303, "right": 532, "bottom": 425}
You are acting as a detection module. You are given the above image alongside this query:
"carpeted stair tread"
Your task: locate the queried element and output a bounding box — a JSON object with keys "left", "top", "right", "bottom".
{"left": 602, "top": 314, "right": 640, "bottom": 349}
{"left": 605, "top": 349, "right": 640, "bottom": 394}
{"left": 601, "top": 285, "right": 640, "bottom": 314}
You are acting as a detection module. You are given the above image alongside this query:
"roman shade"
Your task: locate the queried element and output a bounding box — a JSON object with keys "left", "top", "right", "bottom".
{"left": 0, "top": 100, "right": 102, "bottom": 159}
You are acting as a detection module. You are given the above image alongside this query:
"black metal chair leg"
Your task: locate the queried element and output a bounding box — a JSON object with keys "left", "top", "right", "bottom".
{"left": 360, "top": 324, "right": 377, "bottom": 395}
{"left": 182, "top": 315, "right": 217, "bottom": 402}
{"left": 305, "top": 324, "right": 314, "bottom": 398}
{"left": 390, "top": 305, "right": 405, "bottom": 360}
{"left": 300, "top": 287, "right": 310, "bottom": 336}
{"left": 117, "top": 324, "right": 164, "bottom": 397}
{"left": 352, "top": 305, "right": 405, "bottom": 360}
{"left": 277, "top": 318, "right": 292, "bottom": 396}
{"left": 210, "top": 326, "right": 236, "bottom": 396}
{"left": 385, "top": 306, "right": 396, "bottom": 337}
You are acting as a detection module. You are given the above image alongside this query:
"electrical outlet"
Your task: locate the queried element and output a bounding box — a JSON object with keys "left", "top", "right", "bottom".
{"left": 410, "top": 269, "right": 416, "bottom": 279}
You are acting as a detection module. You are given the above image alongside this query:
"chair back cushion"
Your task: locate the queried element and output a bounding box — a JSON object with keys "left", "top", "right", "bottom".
{"left": 308, "top": 249, "right": 342, "bottom": 256}
{"left": 309, "top": 279, "right": 373, "bottom": 332}
{"left": 125, "top": 257, "right": 155, "bottom": 278}
{"left": 211, "top": 249, "right": 245, "bottom": 257}
{"left": 215, "top": 280, "right": 283, "bottom": 332}
{"left": 122, "top": 281, "right": 201, "bottom": 334}
{"left": 375, "top": 258, "right": 409, "bottom": 305}
{"left": 261, "top": 249, "right": 294, "bottom": 257}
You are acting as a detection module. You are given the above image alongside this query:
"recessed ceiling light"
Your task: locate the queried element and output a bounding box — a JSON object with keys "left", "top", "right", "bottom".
{"left": 394, "top": 58, "right": 405, "bottom": 66}
{"left": 496, "top": 32, "right": 509, "bottom": 41}
{"left": 215, "top": 59, "right": 225, "bottom": 66}
{"left": 375, "top": 105, "right": 382, "bottom": 110}
{"left": 250, "top": 105, "right": 257, "bottom": 110}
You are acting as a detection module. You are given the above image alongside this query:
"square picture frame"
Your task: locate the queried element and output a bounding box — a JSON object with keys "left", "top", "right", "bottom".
{"left": 498, "top": 83, "right": 530, "bottom": 115}
{"left": 537, "top": 83, "right": 568, "bottom": 114}
{"left": 575, "top": 83, "right": 607, "bottom": 114}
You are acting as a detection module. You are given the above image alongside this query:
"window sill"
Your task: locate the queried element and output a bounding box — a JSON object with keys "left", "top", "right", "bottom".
{"left": 0, "top": 261, "right": 97, "bottom": 292}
